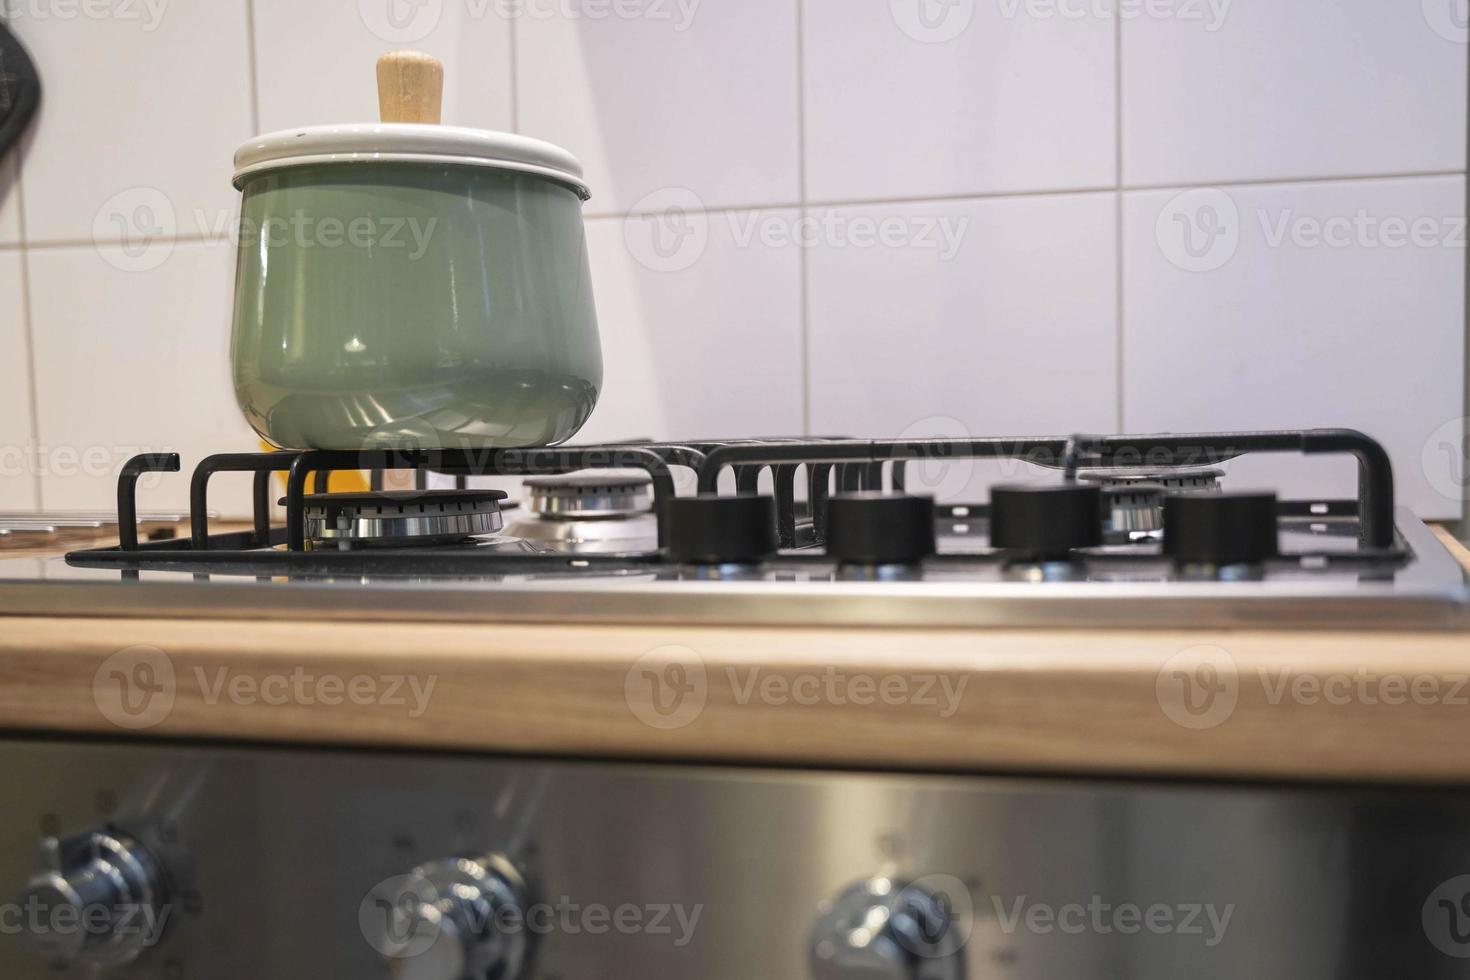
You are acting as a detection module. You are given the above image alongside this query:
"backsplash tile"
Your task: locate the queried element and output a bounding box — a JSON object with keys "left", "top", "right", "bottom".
{"left": 574, "top": 208, "right": 804, "bottom": 445}
{"left": 12, "top": 3, "right": 252, "bottom": 245}
{"left": 27, "top": 241, "right": 260, "bottom": 515}
{"left": 804, "top": 0, "right": 1116, "bottom": 202}
{"left": 808, "top": 193, "right": 1118, "bottom": 497}
{"left": 1123, "top": 176, "right": 1466, "bottom": 518}
{"left": 253, "top": 0, "right": 513, "bottom": 133}
{"left": 0, "top": 252, "right": 37, "bottom": 510}
{"left": 1122, "top": 1, "right": 1467, "bottom": 186}
{"left": 516, "top": 0, "right": 800, "bottom": 215}
{"left": 0, "top": 156, "right": 19, "bottom": 245}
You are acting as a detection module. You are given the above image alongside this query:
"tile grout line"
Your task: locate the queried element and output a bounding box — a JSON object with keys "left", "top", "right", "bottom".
{"left": 243, "top": 0, "right": 261, "bottom": 134}
{"left": 509, "top": 11, "right": 520, "bottom": 133}
{"left": 1114, "top": 13, "right": 1124, "bottom": 434}
{"left": 572, "top": 169, "right": 1470, "bottom": 222}
{"left": 796, "top": 0, "right": 810, "bottom": 436}
{"left": 11, "top": 159, "right": 43, "bottom": 509}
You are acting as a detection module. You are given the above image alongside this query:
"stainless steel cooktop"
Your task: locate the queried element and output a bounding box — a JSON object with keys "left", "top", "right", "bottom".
{"left": 0, "top": 430, "right": 1464, "bottom": 629}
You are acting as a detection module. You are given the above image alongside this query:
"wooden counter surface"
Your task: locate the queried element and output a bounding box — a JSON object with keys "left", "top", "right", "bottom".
{"left": 0, "top": 528, "right": 1466, "bottom": 784}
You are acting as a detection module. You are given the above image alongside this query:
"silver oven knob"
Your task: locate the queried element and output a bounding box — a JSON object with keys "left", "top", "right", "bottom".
{"left": 810, "top": 876, "right": 967, "bottom": 980}
{"left": 17, "top": 830, "right": 169, "bottom": 967}
{"left": 365, "top": 853, "right": 532, "bottom": 980}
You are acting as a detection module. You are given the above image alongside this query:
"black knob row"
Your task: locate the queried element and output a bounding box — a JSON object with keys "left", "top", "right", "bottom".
{"left": 989, "top": 482, "right": 1279, "bottom": 565}
{"left": 665, "top": 487, "right": 1280, "bottom": 567}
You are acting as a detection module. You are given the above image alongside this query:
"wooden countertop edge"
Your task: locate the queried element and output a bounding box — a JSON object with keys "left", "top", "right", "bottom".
{"left": 4, "top": 615, "right": 1470, "bottom": 784}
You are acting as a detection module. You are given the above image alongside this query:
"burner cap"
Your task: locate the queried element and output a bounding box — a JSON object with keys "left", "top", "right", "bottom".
{"left": 665, "top": 494, "right": 778, "bottom": 564}
{"left": 825, "top": 493, "right": 936, "bottom": 565}
{"left": 523, "top": 470, "right": 652, "bottom": 519}
{"left": 292, "top": 489, "right": 507, "bottom": 549}
{"left": 1079, "top": 467, "right": 1223, "bottom": 535}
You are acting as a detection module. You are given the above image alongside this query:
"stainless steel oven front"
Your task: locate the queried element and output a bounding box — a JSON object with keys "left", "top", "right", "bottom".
{"left": 0, "top": 738, "right": 1467, "bottom": 979}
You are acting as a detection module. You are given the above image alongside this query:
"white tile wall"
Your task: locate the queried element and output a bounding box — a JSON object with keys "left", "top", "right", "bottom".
{"left": 808, "top": 193, "right": 1118, "bottom": 437}
{"left": 804, "top": 0, "right": 1116, "bottom": 201}
{"left": 14, "top": 3, "right": 253, "bottom": 246}
{"left": 26, "top": 241, "right": 260, "bottom": 515}
{"left": 0, "top": 252, "right": 37, "bottom": 510}
{"left": 1122, "top": 1, "right": 1468, "bottom": 186}
{"left": 0, "top": 0, "right": 1464, "bottom": 521}
{"left": 576, "top": 210, "right": 804, "bottom": 444}
{"left": 516, "top": 0, "right": 800, "bottom": 214}
{"left": 1124, "top": 176, "right": 1467, "bottom": 517}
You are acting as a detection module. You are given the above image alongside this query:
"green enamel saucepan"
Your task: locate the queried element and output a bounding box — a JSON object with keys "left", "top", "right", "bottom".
{"left": 229, "top": 52, "right": 601, "bottom": 452}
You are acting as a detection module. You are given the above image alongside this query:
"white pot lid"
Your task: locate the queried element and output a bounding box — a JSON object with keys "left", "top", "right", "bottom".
{"left": 232, "top": 123, "right": 591, "bottom": 200}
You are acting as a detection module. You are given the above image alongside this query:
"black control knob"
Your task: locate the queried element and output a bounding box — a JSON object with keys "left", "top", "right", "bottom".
{"left": 665, "top": 494, "right": 778, "bottom": 564}
{"left": 826, "top": 493, "right": 936, "bottom": 564}
{"left": 989, "top": 483, "right": 1103, "bottom": 560}
{"left": 1163, "top": 492, "right": 1279, "bottom": 565}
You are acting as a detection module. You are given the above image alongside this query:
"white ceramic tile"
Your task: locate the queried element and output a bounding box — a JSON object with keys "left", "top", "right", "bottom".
{"left": 574, "top": 208, "right": 803, "bottom": 446}
{"left": 28, "top": 241, "right": 261, "bottom": 515}
{"left": 13, "top": 4, "right": 251, "bottom": 245}
{"left": 803, "top": 0, "right": 1115, "bottom": 202}
{"left": 0, "top": 155, "right": 19, "bottom": 244}
{"left": 1122, "top": 0, "right": 1467, "bottom": 186}
{"left": 253, "top": 0, "right": 513, "bottom": 132}
{"left": 1123, "top": 176, "right": 1466, "bottom": 519}
{"left": 0, "top": 252, "right": 37, "bottom": 510}
{"left": 516, "top": 0, "right": 799, "bottom": 215}
{"left": 808, "top": 193, "right": 1118, "bottom": 500}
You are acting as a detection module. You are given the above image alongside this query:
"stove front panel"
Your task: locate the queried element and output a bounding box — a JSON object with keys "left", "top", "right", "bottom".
{"left": 0, "top": 738, "right": 1468, "bottom": 979}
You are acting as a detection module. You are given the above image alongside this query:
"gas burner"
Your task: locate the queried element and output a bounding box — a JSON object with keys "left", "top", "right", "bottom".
{"left": 1078, "top": 467, "right": 1224, "bottom": 535}
{"left": 507, "top": 471, "right": 657, "bottom": 554}
{"left": 299, "top": 490, "right": 507, "bottom": 550}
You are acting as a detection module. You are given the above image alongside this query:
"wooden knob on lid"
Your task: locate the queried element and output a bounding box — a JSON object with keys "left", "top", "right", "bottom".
{"left": 376, "top": 50, "right": 444, "bottom": 124}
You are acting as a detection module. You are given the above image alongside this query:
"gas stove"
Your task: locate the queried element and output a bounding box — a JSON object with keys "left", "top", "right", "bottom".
{"left": 0, "top": 429, "right": 1464, "bottom": 629}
